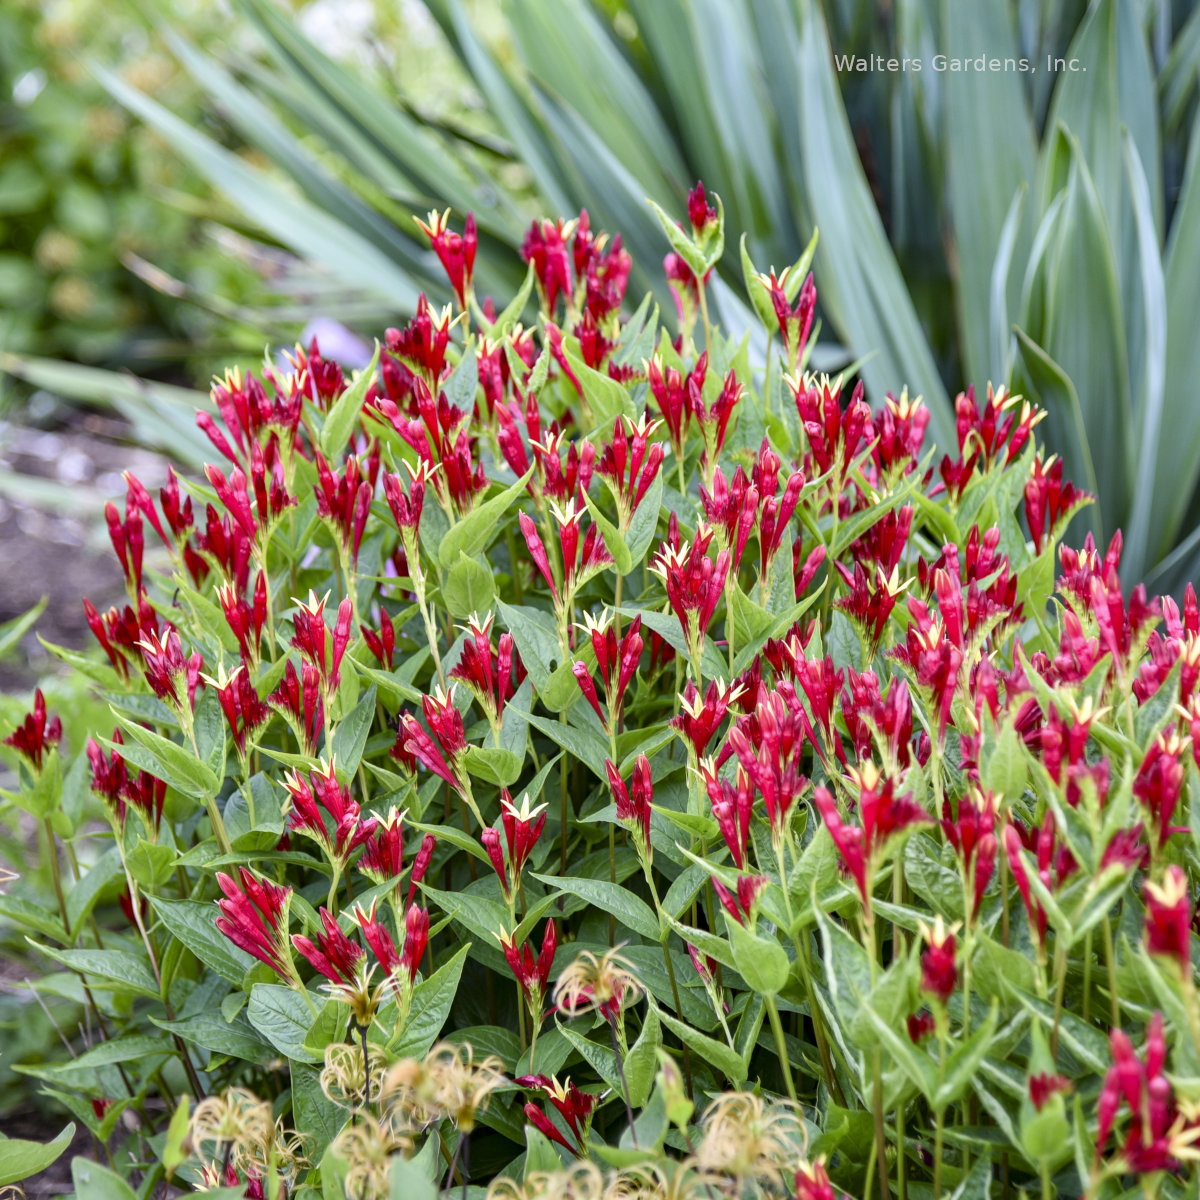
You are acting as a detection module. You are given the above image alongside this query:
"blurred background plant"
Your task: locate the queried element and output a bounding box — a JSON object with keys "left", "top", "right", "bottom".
{"left": 11, "top": 0, "right": 1200, "bottom": 586}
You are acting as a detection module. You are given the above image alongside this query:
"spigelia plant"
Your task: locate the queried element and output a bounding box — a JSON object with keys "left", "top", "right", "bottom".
{"left": 6, "top": 186, "right": 1200, "bottom": 1200}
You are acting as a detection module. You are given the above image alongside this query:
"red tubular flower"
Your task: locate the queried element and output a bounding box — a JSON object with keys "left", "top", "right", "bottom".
{"left": 941, "top": 788, "right": 997, "bottom": 920}
{"left": 517, "top": 1075, "right": 598, "bottom": 1157}
{"left": 215, "top": 868, "right": 294, "bottom": 981}
{"left": 835, "top": 563, "right": 906, "bottom": 654}
{"left": 606, "top": 755, "right": 653, "bottom": 860}
{"left": 889, "top": 598, "right": 962, "bottom": 747}
{"left": 483, "top": 790, "right": 548, "bottom": 902}
{"left": 687, "top": 180, "right": 718, "bottom": 237}
{"left": 646, "top": 352, "right": 706, "bottom": 462}
{"left": 650, "top": 528, "right": 729, "bottom": 667}
{"left": 1097, "top": 1014, "right": 1183, "bottom": 1174}
{"left": 313, "top": 450, "right": 376, "bottom": 568}
{"left": 712, "top": 874, "right": 766, "bottom": 926}
{"left": 105, "top": 499, "right": 144, "bottom": 592}
{"left": 415, "top": 209, "right": 477, "bottom": 310}
{"left": 814, "top": 764, "right": 929, "bottom": 908}
{"left": 1144, "top": 865, "right": 1192, "bottom": 973}
{"left": 672, "top": 677, "right": 743, "bottom": 760}
{"left": 761, "top": 268, "right": 815, "bottom": 372}
{"left": 208, "top": 664, "right": 269, "bottom": 758}
{"left": 450, "top": 613, "right": 526, "bottom": 726}
{"left": 1028, "top": 1072, "right": 1072, "bottom": 1113}
{"left": 290, "top": 592, "right": 354, "bottom": 693}
{"left": 269, "top": 659, "right": 324, "bottom": 755}
{"left": 795, "top": 1158, "right": 841, "bottom": 1200}
{"left": 499, "top": 920, "right": 557, "bottom": 1012}
{"left": 138, "top": 626, "right": 202, "bottom": 713}
{"left": 1134, "top": 731, "right": 1187, "bottom": 850}
{"left": 907, "top": 1011, "right": 936, "bottom": 1044}
{"left": 217, "top": 575, "right": 267, "bottom": 666}
{"left": 691, "top": 370, "right": 743, "bottom": 471}
{"left": 1003, "top": 816, "right": 1073, "bottom": 954}
{"left": 386, "top": 295, "right": 453, "bottom": 388}
{"left": 361, "top": 607, "right": 396, "bottom": 670}
{"left": 702, "top": 760, "right": 754, "bottom": 868}
{"left": 596, "top": 415, "right": 665, "bottom": 529}
{"left": 352, "top": 899, "right": 428, "bottom": 988}
{"left": 522, "top": 218, "right": 573, "bottom": 314}
{"left": 4, "top": 689, "right": 62, "bottom": 772}
{"left": 284, "top": 760, "right": 377, "bottom": 866}
{"left": 919, "top": 917, "right": 957, "bottom": 1005}
{"left": 872, "top": 390, "right": 930, "bottom": 479}
{"left": 727, "top": 687, "right": 810, "bottom": 841}
{"left": 792, "top": 376, "right": 874, "bottom": 483}
{"left": 1025, "top": 454, "right": 1088, "bottom": 555}
{"left": 700, "top": 465, "right": 759, "bottom": 572}
{"left": 292, "top": 906, "right": 365, "bottom": 987}
{"left": 519, "top": 511, "right": 559, "bottom": 602}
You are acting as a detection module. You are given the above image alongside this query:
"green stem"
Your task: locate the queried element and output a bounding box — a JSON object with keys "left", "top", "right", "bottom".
{"left": 1102, "top": 917, "right": 1120, "bottom": 1030}
{"left": 698, "top": 278, "right": 713, "bottom": 355}
{"left": 765, "top": 993, "right": 797, "bottom": 1103}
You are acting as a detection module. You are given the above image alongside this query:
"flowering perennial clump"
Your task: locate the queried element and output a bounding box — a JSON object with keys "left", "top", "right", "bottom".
{"left": 6, "top": 184, "right": 1200, "bottom": 1200}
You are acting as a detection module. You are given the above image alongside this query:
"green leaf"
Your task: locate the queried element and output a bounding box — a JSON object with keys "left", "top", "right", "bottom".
{"left": 532, "top": 874, "right": 659, "bottom": 942}
{"left": 496, "top": 600, "right": 559, "bottom": 695}
{"left": 320, "top": 342, "right": 379, "bottom": 459}
{"left": 562, "top": 342, "right": 635, "bottom": 435}
{"left": 525, "top": 712, "right": 611, "bottom": 781}
{"left": 28, "top": 942, "right": 159, "bottom": 997}
{"left": 583, "top": 492, "right": 632, "bottom": 576}
{"left": 70, "top": 1158, "right": 136, "bottom": 1200}
{"left": 0, "top": 598, "right": 46, "bottom": 662}
{"left": 443, "top": 551, "right": 496, "bottom": 619}
{"left": 247, "top": 983, "right": 320, "bottom": 1062}
{"left": 152, "top": 1010, "right": 274, "bottom": 1066}
{"left": 726, "top": 916, "right": 788, "bottom": 995}
{"left": 106, "top": 716, "right": 219, "bottom": 802}
{"left": 152, "top": 897, "right": 256, "bottom": 986}
{"left": 163, "top": 1097, "right": 190, "bottom": 1177}
{"left": 793, "top": 2, "right": 952, "bottom": 448}
{"left": 981, "top": 718, "right": 1027, "bottom": 803}
{"left": 0, "top": 1123, "right": 75, "bottom": 1186}
{"left": 330, "top": 684, "right": 376, "bottom": 776}
{"left": 658, "top": 1007, "right": 746, "bottom": 1085}
{"left": 394, "top": 943, "right": 471, "bottom": 1058}
{"left": 624, "top": 1004, "right": 661, "bottom": 1107}
{"left": 293, "top": 1061, "right": 347, "bottom": 1163}
{"left": 438, "top": 467, "right": 534, "bottom": 569}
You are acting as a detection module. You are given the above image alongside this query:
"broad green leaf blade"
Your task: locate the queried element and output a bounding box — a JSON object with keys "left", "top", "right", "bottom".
{"left": 0, "top": 1123, "right": 75, "bottom": 1187}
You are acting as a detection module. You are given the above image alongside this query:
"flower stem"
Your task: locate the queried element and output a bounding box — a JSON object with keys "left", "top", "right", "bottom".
{"left": 608, "top": 1013, "right": 639, "bottom": 1147}
{"left": 765, "top": 994, "right": 797, "bottom": 1103}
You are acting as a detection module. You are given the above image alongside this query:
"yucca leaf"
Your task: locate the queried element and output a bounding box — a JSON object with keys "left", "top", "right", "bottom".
{"left": 1035, "top": 134, "right": 1131, "bottom": 541}
{"left": 0, "top": 353, "right": 210, "bottom": 467}
{"left": 793, "top": 0, "right": 952, "bottom": 449}
{"left": 231, "top": 0, "right": 527, "bottom": 239}
{"left": 990, "top": 185, "right": 1026, "bottom": 384}
{"left": 161, "top": 30, "right": 428, "bottom": 275}
{"left": 942, "top": 0, "right": 1037, "bottom": 390}
{"left": 504, "top": 0, "right": 687, "bottom": 203}
{"left": 1154, "top": 98, "right": 1200, "bottom": 565}
{"left": 426, "top": 0, "right": 574, "bottom": 217}
{"left": 1009, "top": 329, "right": 1099, "bottom": 510}
{"left": 1122, "top": 133, "right": 1167, "bottom": 583}
{"left": 92, "top": 63, "right": 423, "bottom": 311}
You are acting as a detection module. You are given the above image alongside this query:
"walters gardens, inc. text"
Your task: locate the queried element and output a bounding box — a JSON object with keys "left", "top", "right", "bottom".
{"left": 834, "top": 53, "right": 1085, "bottom": 74}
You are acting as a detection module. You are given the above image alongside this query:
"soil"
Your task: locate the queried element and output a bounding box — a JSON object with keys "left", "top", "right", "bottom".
{"left": 0, "top": 410, "right": 170, "bottom": 690}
